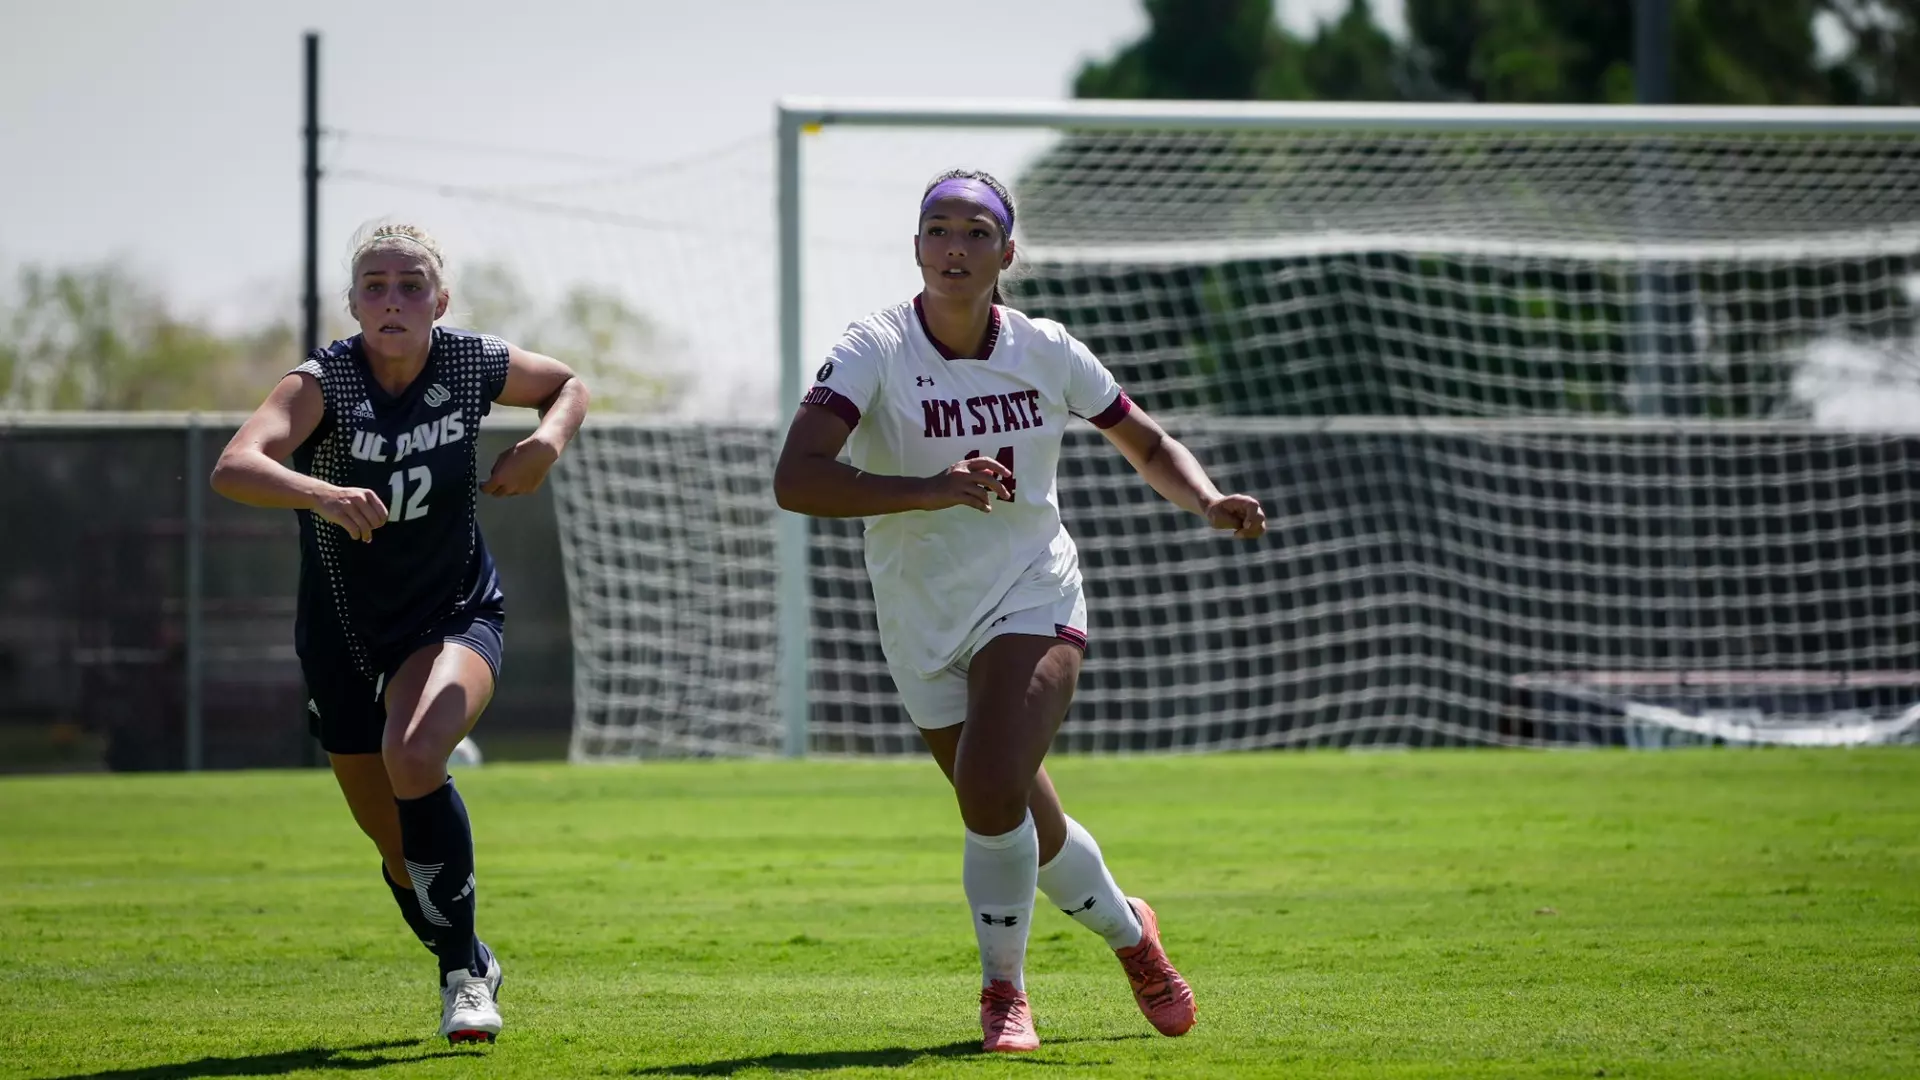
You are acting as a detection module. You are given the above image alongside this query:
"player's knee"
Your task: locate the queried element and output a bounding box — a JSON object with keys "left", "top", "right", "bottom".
{"left": 953, "top": 778, "right": 1028, "bottom": 837}
{"left": 381, "top": 737, "right": 446, "bottom": 792}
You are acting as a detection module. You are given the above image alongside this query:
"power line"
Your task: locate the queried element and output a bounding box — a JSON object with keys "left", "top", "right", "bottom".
{"left": 330, "top": 167, "right": 757, "bottom": 238}
{"left": 331, "top": 166, "right": 895, "bottom": 256}
{"left": 328, "top": 127, "right": 771, "bottom": 191}
{"left": 328, "top": 128, "right": 655, "bottom": 169}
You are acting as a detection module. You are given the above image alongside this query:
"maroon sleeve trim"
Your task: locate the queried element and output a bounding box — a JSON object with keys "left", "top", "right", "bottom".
{"left": 802, "top": 386, "right": 861, "bottom": 429}
{"left": 1087, "top": 390, "right": 1133, "bottom": 430}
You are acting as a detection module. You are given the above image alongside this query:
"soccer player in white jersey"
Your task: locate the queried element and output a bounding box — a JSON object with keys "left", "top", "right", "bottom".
{"left": 774, "top": 170, "right": 1266, "bottom": 1053}
{"left": 212, "top": 222, "right": 588, "bottom": 1044}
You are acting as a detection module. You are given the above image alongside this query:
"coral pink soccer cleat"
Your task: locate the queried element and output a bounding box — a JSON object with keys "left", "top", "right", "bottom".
{"left": 1115, "top": 898, "right": 1196, "bottom": 1036}
{"left": 979, "top": 979, "right": 1040, "bottom": 1053}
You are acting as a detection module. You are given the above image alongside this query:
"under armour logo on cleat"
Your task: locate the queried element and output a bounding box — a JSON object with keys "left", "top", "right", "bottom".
{"left": 980, "top": 913, "right": 1020, "bottom": 927}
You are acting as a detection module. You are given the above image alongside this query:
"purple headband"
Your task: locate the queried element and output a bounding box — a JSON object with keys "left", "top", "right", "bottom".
{"left": 920, "top": 177, "right": 1012, "bottom": 236}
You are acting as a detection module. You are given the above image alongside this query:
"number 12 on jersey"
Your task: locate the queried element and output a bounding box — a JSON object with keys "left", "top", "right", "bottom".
{"left": 964, "top": 446, "right": 1017, "bottom": 500}
{"left": 386, "top": 466, "right": 432, "bottom": 522}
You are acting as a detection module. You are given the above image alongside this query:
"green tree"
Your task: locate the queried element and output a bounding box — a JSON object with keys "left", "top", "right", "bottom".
{"left": 1075, "top": 0, "right": 1299, "bottom": 100}
{"left": 1404, "top": 0, "right": 1624, "bottom": 102}
{"left": 457, "top": 260, "right": 684, "bottom": 413}
{"left": 1075, "top": 0, "right": 1415, "bottom": 102}
{"left": 1402, "top": 0, "right": 1887, "bottom": 105}
{"left": 0, "top": 263, "right": 295, "bottom": 411}
{"left": 1076, "top": 0, "right": 1918, "bottom": 107}
{"left": 1821, "top": 0, "right": 1920, "bottom": 104}
{"left": 1301, "top": 1, "right": 1405, "bottom": 100}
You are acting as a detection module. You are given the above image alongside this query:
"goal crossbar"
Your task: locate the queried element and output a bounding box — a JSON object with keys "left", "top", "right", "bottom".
{"left": 780, "top": 97, "right": 1920, "bottom": 135}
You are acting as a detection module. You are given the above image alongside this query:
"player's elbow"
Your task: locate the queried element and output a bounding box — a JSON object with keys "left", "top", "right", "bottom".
{"left": 543, "top": 372, "right": 588, "bottom": 414}
{"left": 208, "top": 453, "right": 242, "bottom": 500}
{"left": 208, "top": 447, "right": 260, "bottom": 503}
{"left": 774, "top": 452, "right": 835, "bottom": 515}
{"left": 772, "top": 460, "right": 808, "bottom": 514}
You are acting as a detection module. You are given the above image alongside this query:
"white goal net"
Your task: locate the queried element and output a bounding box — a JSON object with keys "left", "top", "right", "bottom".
{"left": 533, "top": 101, "right": 1920, "bottom": 758}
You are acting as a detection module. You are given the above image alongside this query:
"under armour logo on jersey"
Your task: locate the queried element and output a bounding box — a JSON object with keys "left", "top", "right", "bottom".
{"left": 916, "top": 375, "right": 935, "bottom": 386}
{"left": 423, "top": 383, "right": 451, "bottom": 408}
{"left": 980, "top": 912, "right": 1020, "bottom": 927}
{"left": 352, "top": 399, "right": 376, "bottom": 420}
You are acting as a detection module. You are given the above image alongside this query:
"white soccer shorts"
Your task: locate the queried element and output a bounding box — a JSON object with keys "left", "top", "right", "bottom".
{"left": 886, "top": 586, "right": 1088, "bottom": 731}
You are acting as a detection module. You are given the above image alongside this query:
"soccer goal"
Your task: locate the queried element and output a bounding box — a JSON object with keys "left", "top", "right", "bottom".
{"left": 557, "top": 98, "right": 1920, "bottom": 760}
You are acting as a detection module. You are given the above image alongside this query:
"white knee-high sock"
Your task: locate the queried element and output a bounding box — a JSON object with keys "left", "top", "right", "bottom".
{"left": 965, "top": 812, "right": 1038, "bottom": 989}
{"left": 1036, "top": 815, "right": 1143, "bottom": 950}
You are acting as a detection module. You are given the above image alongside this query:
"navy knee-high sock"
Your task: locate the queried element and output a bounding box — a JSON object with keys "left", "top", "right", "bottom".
{"left": 395, "top": 777, "right": 480, "bottom": 978}
{"left": 382, "top": 863, "right": 436, "bottom": 950}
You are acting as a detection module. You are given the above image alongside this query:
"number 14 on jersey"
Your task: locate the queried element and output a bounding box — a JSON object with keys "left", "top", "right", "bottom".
{"left": 965, "top": 446, "right": 1017, "bottom": 500}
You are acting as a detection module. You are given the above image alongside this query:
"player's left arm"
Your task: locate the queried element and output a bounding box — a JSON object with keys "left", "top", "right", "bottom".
{"left": 483, "top": 344, "right": 590, "bottom": 497}
{"left": 1099, "top": 406, "right": 1266, "bottom": 540}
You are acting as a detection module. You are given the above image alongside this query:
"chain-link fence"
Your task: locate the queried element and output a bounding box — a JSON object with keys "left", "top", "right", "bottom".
{"left": 0, "top": 414, "right": 574, "bottom": 773}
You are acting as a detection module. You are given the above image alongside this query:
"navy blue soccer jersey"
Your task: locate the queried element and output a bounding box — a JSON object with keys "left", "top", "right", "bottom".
{"left": 291, "top": 328, "right": 509, "bottom": 671}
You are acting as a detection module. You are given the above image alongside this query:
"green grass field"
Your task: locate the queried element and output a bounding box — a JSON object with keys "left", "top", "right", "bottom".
{"left": 3, "top": 750, "right": 1916, "bottom": 1079}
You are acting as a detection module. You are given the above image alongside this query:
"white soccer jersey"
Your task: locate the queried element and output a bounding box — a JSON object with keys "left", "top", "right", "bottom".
{"left": 802, "top": 296, "right": 1133, "bottom": 676}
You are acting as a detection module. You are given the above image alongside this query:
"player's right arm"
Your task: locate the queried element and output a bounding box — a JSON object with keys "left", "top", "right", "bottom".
{"left": 210, "top": 372, "right": 389, "bottom": 542}
{"left": 773, "top": 320, "right": 1010, "bottom": 518}
{"left": 772, "top": 404, "right": 1011, "bottom": 517}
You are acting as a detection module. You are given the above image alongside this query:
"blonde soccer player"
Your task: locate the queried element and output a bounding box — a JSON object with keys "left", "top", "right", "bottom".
{"left": 774, "top": 170, "right": 1266, "bottom": 1053}
{"left": 212, "top": 222, "right": 588, "bottom": 1044}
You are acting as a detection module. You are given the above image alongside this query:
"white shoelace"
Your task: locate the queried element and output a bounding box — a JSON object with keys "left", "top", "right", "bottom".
{"left": 451, "top": 978, "right": 492, "bottom": 1017}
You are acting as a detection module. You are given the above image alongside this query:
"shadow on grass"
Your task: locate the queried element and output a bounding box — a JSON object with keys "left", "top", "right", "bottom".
{"left": 41, "top": 1039, "right": 474, "bottom": 1079}
{"left": 631, "top": 1035, "right": 1153, "bottom": 1076}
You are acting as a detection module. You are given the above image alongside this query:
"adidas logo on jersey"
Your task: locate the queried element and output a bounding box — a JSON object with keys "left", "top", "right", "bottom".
{"left": 352, "top": 399, "right": 376, "bottom": 420}
{"left": 423, "top": 383, "right": 451, "bottom": 408}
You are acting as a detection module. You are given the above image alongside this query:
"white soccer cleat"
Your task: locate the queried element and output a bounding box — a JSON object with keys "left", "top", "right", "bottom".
{"left": 482, "top": 947, "right": 504, "bottom": 1001}
{"left": 440, "top": 964, "right": 502, "bottom": 1045}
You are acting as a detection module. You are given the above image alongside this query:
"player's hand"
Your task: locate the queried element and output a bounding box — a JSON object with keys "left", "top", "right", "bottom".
{"left": 316, "top": 485, "right": 389, "bottom": 543}
{"left": 921, "top": 456, "right": 1012, "bottom": 513}
{"left": 483, "top": 435, "right": 561, "bottom": 497}
{"left": 1204, "top": 493, "right": 1266, "bottom": 539}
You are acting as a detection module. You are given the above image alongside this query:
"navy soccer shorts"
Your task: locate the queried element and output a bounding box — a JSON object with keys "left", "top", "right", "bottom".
{"left": 301, "top": 601, "right": 505, "bottom": 756}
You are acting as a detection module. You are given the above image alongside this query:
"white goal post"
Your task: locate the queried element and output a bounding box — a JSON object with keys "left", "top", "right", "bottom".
{"left": 558, "top": 97, "right": 1920, "bottom": 761}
